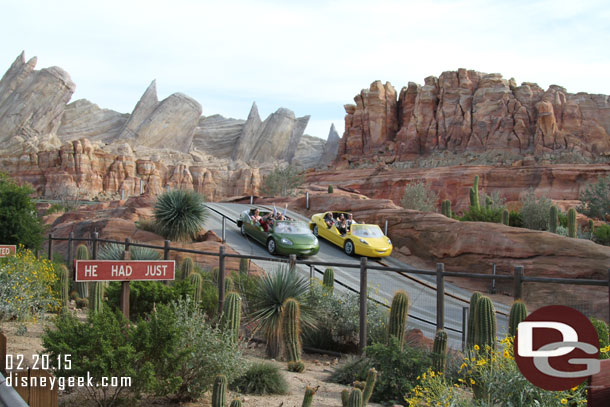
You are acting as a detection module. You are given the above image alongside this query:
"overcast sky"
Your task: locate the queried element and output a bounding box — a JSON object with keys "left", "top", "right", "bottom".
{"left": 1, "top": 0, "right": 609, "bottom": 140}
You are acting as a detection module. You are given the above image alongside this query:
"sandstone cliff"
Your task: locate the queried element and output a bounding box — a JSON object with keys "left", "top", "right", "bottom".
{"left": 338, "top": 72, "right": 610, "bottom": 164}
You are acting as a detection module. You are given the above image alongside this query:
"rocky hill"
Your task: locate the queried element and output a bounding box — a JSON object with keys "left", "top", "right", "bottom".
{"left": 337, "top": 71, "right": 610, "bottom": 165}
{"left": 0, "top": 52, "right": 339, "bottom": 199}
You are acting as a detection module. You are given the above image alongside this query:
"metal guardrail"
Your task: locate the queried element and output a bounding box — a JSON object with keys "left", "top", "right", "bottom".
{"left": 0, "top": 372, "right": 28, "bottom": 407}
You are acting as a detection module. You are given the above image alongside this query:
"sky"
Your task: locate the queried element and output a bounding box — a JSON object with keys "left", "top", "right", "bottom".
{"left": 1, "top": 0, "right": 609, "bottom": 140}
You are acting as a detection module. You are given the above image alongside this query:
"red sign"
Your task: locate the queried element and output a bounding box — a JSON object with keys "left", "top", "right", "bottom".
{"left": 74, "top": 260, "right": 175, "bottom": 281}
{"left": 0, "top": 245, "right": 16, "bottom": 257}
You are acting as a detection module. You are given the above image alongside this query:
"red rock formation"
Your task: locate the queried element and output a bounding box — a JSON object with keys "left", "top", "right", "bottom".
{"left": 338, "top": 71, "right": 610, "bottom": 164}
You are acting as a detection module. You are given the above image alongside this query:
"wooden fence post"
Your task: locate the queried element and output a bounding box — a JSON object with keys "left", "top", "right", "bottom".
{"left": 47, "top": 234, "right": 53, "bottom": 261}
{"left": 120, "top": 248, "right": 131, "bottom": 320}
{"left": 67, "top": 232, "right": 74, "bottom": 280}
{"left": 218, "top": 246, "right": 225, "bottom": 315}
{"left": 514, "top": 265, "right": 524, "bottom": 300}
{"left": 289, "top": 254, "right": 296, "bottom": 271}
{"left": 91, "top": 232, "right": 98, "bottom": 260}
{"left": 359, "top": 256, "right": 368, "bottom": 355}
{"left": 436, "top": 263, "right": 445, "bottom": 330}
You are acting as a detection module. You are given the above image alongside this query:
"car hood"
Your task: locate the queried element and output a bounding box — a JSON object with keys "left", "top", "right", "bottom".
{"left": 354, "top": 236, "right": 391, "bottom": 248}
{"left": 274, "top": 233, "right": 318, "bottom": 245}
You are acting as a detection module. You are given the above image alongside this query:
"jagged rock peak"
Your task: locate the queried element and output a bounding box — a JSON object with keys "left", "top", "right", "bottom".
{"left": 247, "top": 101, "right": 260, "bottom": 121}
{"left": 318, "top": 123, "right": 340, "bottom": 167}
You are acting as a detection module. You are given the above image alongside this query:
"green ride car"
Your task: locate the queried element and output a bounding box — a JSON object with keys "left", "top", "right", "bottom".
{"left": 236, "top": 209, "right": 320, "bottom": 256}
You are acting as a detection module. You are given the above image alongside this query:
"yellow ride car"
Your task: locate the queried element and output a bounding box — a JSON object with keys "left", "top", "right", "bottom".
{"left": 309, "top": 211, "right": 393, "bottom": 257}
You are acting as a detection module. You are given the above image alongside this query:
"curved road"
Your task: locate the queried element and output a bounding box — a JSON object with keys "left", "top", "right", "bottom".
{"left": 204, "top": 202, "right": 510, "bottom": 349}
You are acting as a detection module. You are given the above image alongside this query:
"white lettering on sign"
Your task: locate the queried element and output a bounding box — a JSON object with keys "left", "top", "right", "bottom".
{"left": 145, "top": 264, "right": 168, "bottom": 277}
{"left": 84, "top": 265, "right": 98, "bottom": 277}
{"left": 111, "top": 265, "right": 133, "bottom": 277}
{"left": 0, "top": 248, "right": 9, "bottom": 256}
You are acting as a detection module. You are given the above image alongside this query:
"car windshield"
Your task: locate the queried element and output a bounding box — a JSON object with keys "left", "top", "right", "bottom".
{"left": 351, "top": 224, "right": 384, "bottom": 238}
{"left": 274, "top": 221, "right": 310, "bottom": 234}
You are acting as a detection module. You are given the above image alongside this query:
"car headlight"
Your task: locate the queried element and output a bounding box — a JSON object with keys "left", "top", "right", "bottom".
{"left": 387, "top": 238, "right": 392, "bottom": 245}
{"left": 359, "top": 238, "right": 369, "bottom": 245}
{"left": 281, "top": 238, "right": 293, "bottom": 245}
{"left": 313, "top": 238, "right": 318, "bottom": 245}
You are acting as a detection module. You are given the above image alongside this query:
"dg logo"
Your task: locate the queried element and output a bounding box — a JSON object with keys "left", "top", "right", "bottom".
{"left": 515, "top": 305, "right": 601, "bottom": 391}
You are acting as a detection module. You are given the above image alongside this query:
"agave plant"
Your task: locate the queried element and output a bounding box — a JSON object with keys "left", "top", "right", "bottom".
{"left": 249, "top": 265, "right": 316, "bottom": 358}
{"left": 154, "top": 189, "right": 208, "bottom": 241}
{"left": 98, "top": 242, "right": 161, "bottom": 260}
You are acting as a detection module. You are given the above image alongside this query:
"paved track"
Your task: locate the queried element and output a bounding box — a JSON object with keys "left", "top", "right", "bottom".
{"left": 204, "top": 202, "right": 510, "bottom": 349}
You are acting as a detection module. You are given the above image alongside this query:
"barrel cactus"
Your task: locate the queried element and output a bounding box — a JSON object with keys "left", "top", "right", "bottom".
{"left": 508, "top": 300, "right": 528, "bottom": 337}
{"left": 474, "top": 296, "right": 497, "bottom": 350}
{"left": 212, "top": 375, "right": 227, "bottom": 407}
{"left": 75, "top": 244, "right": 90, "bottom": 299}
{"left": 179, "top": 257, "right": 194, "bottom": 280}
{"left": 568, "top": 207, "right": 577, "bottom": 238}
{"left": 282, "top": 298, "right": 302, "bottom": 366}
{"left": 432, "top": 329, "right": 448, "bottom": 373}
{"left": 441, "top": 199, "right": 452, "bottom": 218}
{"left": 549, "top": 205, "right": 558, "bottom": 233}
{"left": 229, "top": 400, "right": 242, "bottom": 407}
{"left": 388, "top": 290, "right": 409, "bottom": 349}
{"left": 221, "top": 291, "right": 242, "bottom": 344}
{"left": 302, "top": 386, "right": 317, "bottom": 407}
{"left": 341, "top": 389, "right": 349, "bottom": 407}
{"left": 323, "top": 268, "right": 334, "bottom": 292}
{"left": 348, "top": 388, "right": 363, "bottom": 407}
{"left": 467, "top": 292, "right": 482, "bottom": 349}
{"left": 89, "top": 281, "right": 105, "bottom": 314}
{"left": 188, "top": 272, "right": 203, "bottom": 303}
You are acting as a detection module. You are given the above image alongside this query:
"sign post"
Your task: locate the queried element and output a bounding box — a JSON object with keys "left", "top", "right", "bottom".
{"left": 0, "top": 245, "right": 16, "bottom": 258}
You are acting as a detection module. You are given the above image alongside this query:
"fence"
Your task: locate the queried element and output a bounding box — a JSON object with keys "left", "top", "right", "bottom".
{"left": 43, "top": 233, "right": 610, "bottom": 354}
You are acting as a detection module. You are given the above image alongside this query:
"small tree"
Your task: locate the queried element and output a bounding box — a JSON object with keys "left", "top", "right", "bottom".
{"left": 520, "top": 189, "right": 552, "bottom": 231}
{"left": 0, "top": 174, "right": 44, "bottom": 249}
{"left": 579, "top": 175, "right": 610, "bottom": 220}
{"left": 261, "top": 166, "right": 304, "bottom": 197}
{"left": 400, "top": 181, "right": 438, "bottom": 212}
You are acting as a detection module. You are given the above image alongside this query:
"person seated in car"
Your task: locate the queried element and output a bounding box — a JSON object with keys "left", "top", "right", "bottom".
{"left": 336, "top": 216, "right": 348, "bottom": 236}
{"left": 260, "top": 213, "right": 272, "bottom": 232}
{"left": 251, "top": 208, "right": 262, "bottom": 223}
{"left": 346, "top": 213, "right": 357, "bottom": 230}
{"left": 324, "top": 212, "right": 334, "bottom": 228}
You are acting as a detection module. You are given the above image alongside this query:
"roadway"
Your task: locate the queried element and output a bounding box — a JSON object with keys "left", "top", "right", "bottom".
{"left": 204, "top": 202, "right": 510, "bottom": 349}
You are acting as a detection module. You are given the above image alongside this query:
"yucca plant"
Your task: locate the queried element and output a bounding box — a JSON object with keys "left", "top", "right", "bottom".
{"left": 97, "top": 242, "right": 161, "bottom": 260}
{"left": 154, "top": 189, "right": 208, "bottom": 241}
{"left": 249, "top": 265, "right": 316, "bottom": 358}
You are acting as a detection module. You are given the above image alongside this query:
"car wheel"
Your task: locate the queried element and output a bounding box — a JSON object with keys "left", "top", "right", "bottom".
{"left": 344, "top": 240, "right": 354, "bottom": 256}
{"left": 240, "top": 224, "right": 246, "bottom": 236}
{"left": 313, "top": 225, "right": 318, "bottom": 237}
{"left": 267, "top": 239, "right": 276, "bottom": 255}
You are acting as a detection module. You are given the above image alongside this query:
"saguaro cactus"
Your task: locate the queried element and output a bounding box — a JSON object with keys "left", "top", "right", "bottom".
{"left": 282, "top": 298, "right": 302, "bottom": 365}
{"left": 388, "top": 290, "right": 409, "bottom": 349}
{"left": 212, "top": 375, "right": 227, "bottom": 407}
{"left": 348, "top": 388, "right": 363, "bottom": 407}
{"left": 229, "top": 400, "right": 242, "bottom": 407}
{"left": 75, "top": 244, "right": 90, "bottom": 298}
{"left": 179, "top": 257, "right": 194, "bottom": 280}
{"left": 508, "top": 300, "right": 528, "bottom": 337}
{"left": 323, "top": 268, "right": 335, "bottom": 292}
{"left": 441, "top": 199, "right": 452, "bottom": 218}
{"left": 549, "top": 205, "right": 559, "bottom": 233}
{"left": 432, "top": 329, "right": 448, "bottom": 373}
{"left": 474, "top": 296, "right": 497, "bottom": 350}
{"left": 467, "top": 292, "right": 482, "bottom": 349}
{"left": 188, "top": 272, "right": 203, "bottom": 303}
{"left": 302, "top": 386, "right": 317, "bottom": 407}
{"left": 58, "top": 265, "right": 69, "bottom": 310}
{"left": 341, "top": 389, "right": 350, "bottom": 407}
{"left": 470, "top": 175, "right": 480, "bottom": 210}
{"left": 328, "top": 185, "right": 334, "bottom": 193}
{"left": 221, "top": 291, "right": 242, "bottom": 344}
{"left": 502, "top": 209, "right": 510, "bottom": 226}
{"left": 362, "top": 368, "right": 377, "bottom": 406}
{"left": 568, "top": 207, "right": 577, "bottom": 238}
{"left": 89, "top": 281, "right": 105, "bottom": 314}
{"left": 225, "top": 276, "right": 234, "bottom": 293}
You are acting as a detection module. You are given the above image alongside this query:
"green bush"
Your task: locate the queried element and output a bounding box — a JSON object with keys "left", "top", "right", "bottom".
{"left": 106, "top": 280, "right": 193, "bottom": 319}
{"left": 42, "top": 308, "right": 153, "bottom": 406}
{"left": 133, "top": 299, "right": 245, "bottom": 401}
{"left": 558, "top": 211, "right": 568, "bottom": 228}
{"left": 508, "top": 210, "right": 523, "bottom": 227}
{"left": 520, "top": 189, "right": 553, "bottom": 230}
{"left": 400, "top": 181, "right": 438, "bottom": 212}
{"left": 230, "top": 362, "right": 288, "bottom": 395}
{"left": 331, "top": 338, "right": 432, "bottom": 405}
{"left": 0, "top": 174, "right": 44, "bottom": 249}
{"left": 304, "top": 279, "right": 387, "bottom": 352}
{"left": 479, "top": 191, "right": 506, "bottom": 210}
{"left": 593, "top": 224, "right": 610, "bottom": 246}
{"left": 45, "top": 203, "right": 66, "bottom": 215}
{"left": 261, "top": 165, "right": 305, "bottom": 197}
{"left": 154, "top": 189, "right": 208, "bottom": 241}
{"left": 590, "top": 317, "right": 609, "bottom": 359}
{"left": 579, "top": 175, "right": 610, "bottom": 220}
{"left": 459, "top": 206, "right": 503, "bottom": 223}
{"left": 0, "top": 248, "right": 59, "bottom": 321}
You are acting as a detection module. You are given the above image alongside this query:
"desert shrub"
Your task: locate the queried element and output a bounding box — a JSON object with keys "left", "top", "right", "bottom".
{"left": 0, "top": 248, "right": 59, "bottom": 321}
{"left": 0, "top": 173, "right": 44, "bottom": 249}
{"left": 304, "top": 279, "right": 387, "bottom": 352}
{"left": 591, "top": 317, "right": 610, "bottom": 358}
{"left": 154, "top": 189, "right": 208, "bottom": 241}
{"left": 556, "top": 225, "right": 569, "bottom": 237}
{"left": 45, "top": 203, "right": 66, "bottom": 215}
{"left": 459, "top": 206, "right": 503, "bottom": 223}
{"left": 593, "top": 224, "right": 610, "bottom": 246}
{"left": 520, "top": 189, "right": 552, "bottom": 230}
{"left": 98, "top": 242, "right": 161, "bottom": 261}
{"left": 479, "top": 191, "right": 506, "bottom": 210}
{"left": 579, "top": 175, "right": 610, "bottom": 219}
{"left": 261, "top": 165, "right": 304, "bottom": 197}
{"left": 42, "top": 308, "right": 152, "bottom": 407}
{"left": 132, "top": 299, "right": 245, "bottom": 401}
{"left": 508, "top": 210, "right": 523, "bottom": 227}
{"left": 331, "top": 338, "right": 432, "bottom": 404}
{"left": 135, "top": 217, "right": 161, "bottom": 235}
{"left": 106, "top": 280, "right": 193, "bottom": 319}
{"left": 400, "top": 181, "right": 438, "bottom": 212}
{"left": 199, "top": 278, "right": 219, "bottom": 318}
{"left": 230, "top": 362, "right": 288, "bottom": 395}
{"left": 558, "top": 211, "right": 568, "bottom": 228}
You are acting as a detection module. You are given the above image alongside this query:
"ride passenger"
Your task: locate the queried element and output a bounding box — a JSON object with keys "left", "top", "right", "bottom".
{"left": 251, "top": 208, "right": 262, "bottom": 223}
{"left": 337, "top": 216, "right": 348, "bottom": 236}
{"left": 346, "top": 213, "right": 357, "bottom": 231}
{"left": 324, "top": 212, "right": 334, "bottom": 228}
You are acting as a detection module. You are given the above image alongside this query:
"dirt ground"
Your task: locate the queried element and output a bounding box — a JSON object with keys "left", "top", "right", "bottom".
{"left": 1, "top": 314, "right": 383, "bottom": 407}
